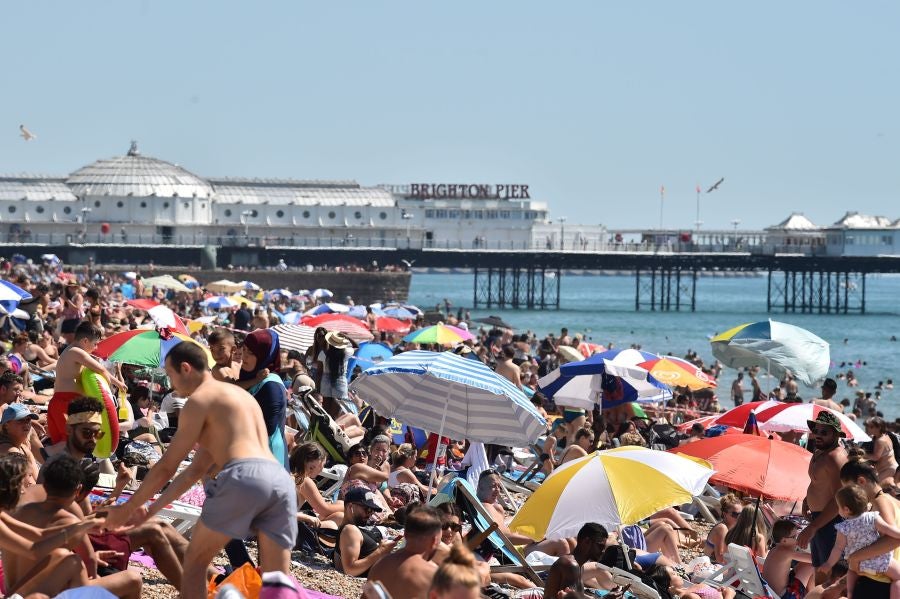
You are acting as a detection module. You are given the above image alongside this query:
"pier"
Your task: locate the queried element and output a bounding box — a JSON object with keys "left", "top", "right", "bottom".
{"left": 3, "top": 242, "right": 900, "bottom": 313}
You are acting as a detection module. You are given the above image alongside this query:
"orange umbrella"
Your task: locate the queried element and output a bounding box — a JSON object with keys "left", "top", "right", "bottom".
{"left": 638, "top": 356, "right": 717, "bottom": 390}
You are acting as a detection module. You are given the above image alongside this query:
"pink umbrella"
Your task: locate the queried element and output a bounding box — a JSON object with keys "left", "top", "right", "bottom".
{"left": 754, "top": 403, "right": 870, "bottom": 441}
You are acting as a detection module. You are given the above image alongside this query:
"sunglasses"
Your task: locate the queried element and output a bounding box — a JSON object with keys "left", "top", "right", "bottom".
{"left": 77, "top": 427, "right": 105, "bottom": 440}
{"left": 351, "top": 451, "right": 369, "bottom": 458}
{"left": 811, "top": 426, "right": 834, "bottom": 436}
{"left": 442, "top": 522, "right": 462, "bottom": 532}
{"left": 728, "top": 510, "right": 741, "bottom": 518}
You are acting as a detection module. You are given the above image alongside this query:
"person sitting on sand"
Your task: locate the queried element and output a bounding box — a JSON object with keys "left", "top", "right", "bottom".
{"left": 477, "top": 470, "right": 573, "bottom": 557}
{"left": 48, "top": 322, "right": 126, "bottom": 443}
{"left": 559, "top": 427, "right": 595, "bottom": 465}
{"left": 545, "top": 523, "right": 610, "bottom": 599}
{"left": 341, "top": 441, "right": 394, "bottom": 519}
{"left": 334, "top": 487, "right": 399, "bottom": 577}
{"left": 289, "top": 441, "right": 344, "bottom": 529}
{"left": 389, "top": 443, "right": 432, "bottom": 504}
{"left": 11, "top": 454, "right": 142, "bottom": 599}
{"left": 368, "top": 505, "right": 442, "bottom": 599}
{"left": 704, "top": 493, "right": 744, "bottom": 563}
{"left": 763, "top": 519, "right": 814, "bottom": 597}
{"left": 723, "top": 505, "right": 768, "bottom": 559}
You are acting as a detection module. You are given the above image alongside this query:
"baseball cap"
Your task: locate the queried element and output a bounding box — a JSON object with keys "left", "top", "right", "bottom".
{"left": 344, "top": 487, "right": 383, "bottom": 512}
{"left": 1, "top": 403, "right": 38, "bottom": 425}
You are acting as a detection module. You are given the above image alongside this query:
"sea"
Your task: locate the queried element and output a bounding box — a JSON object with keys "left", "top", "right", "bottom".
{"left": 409, "top": 273, "right": 900, "bottom": 418}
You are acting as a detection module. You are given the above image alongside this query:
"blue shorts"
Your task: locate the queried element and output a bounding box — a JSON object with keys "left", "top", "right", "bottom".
{"left": 809, "top": 512, "right": 841, "bottom": 568}
{"left": 633, "top": 552, "right": 662, "bottom": 569}
{"left": 563, "top": 409, "right": 586, "bottom": 423}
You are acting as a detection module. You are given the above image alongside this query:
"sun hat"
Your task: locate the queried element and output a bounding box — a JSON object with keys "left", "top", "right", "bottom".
{"left": 344, "top": 487, "right": 383, "bottom": 511}
{"left": 807, "top": 411, "right": 845, "bottom": 437}
{"left": 325, "top": 331, "right": 351, "bottom": 349}
{"left": 1, "top": 403, "right": 39, "bottom": 425}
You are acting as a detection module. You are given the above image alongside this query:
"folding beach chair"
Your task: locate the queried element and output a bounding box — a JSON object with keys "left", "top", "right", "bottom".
{"left": 298, "top": 389, "right": 352, "bottom": 464}
{"left": 429, "top": 477, "right": 543, "bottom": 585}
{"left": 699, "top": 543, "right": 776, "bottom": 598}
{"left": 592, "top": 564, "right": 662, "bottom": 599}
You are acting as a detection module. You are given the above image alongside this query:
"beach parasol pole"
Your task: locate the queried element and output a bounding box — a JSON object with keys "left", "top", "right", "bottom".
{"left": 427, "top": 384, "right": 453, "bottom": 496}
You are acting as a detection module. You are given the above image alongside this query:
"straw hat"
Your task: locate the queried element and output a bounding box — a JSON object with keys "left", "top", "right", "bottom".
{"left": 325, "top": 331, "right": 351, "bottom": 349}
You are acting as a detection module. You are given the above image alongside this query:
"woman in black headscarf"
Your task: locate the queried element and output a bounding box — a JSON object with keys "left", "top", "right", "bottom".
{"left": 240, "top": 329, "right": 288, "bottom": 468}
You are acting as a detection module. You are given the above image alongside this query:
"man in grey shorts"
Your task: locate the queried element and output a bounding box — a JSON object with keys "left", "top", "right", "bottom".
{"left": 105, "top": 342, "right": 297, "bottom": 599}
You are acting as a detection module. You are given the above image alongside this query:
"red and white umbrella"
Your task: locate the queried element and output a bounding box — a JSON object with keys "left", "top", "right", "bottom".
{"left": 709, "top": 400, "right": 785, "bottom": 428}
{"left": 754, "top": 403, "right": 870, "bottom": 441}
{"left": 303, "top": 314, "right": 373, "bottom": 342}
{"left": 127, "top": 299, "right": 190, "bottom": 335}
{"left": 375, "top": 317, "right": 411, "bottom": 334}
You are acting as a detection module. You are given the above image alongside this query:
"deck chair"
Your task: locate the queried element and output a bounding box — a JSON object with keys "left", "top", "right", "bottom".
{"left": 429, "top": 477, "right": 543, "bottom": 585}
{"left": 316, "top": 463, "right": 348, "bottom": 499}
{"left": 592, "top": 564, "right": 662, "bottom": 599}
{"left": 298, "top": 389, "right": 352, "bottom": 464}
{"left": 699, "top": 543, "right": 776, "bottom": 598}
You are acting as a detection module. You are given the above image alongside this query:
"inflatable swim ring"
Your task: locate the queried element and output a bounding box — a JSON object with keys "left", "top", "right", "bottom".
{"left": 79, "top": 369, "right": 120, "bottom": 459}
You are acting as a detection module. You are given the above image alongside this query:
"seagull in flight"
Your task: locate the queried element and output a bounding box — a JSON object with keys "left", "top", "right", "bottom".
{"left": 706, "top": 177, "right": 724, "bottom": 193}
{"left": 19, "top": 125, "right": 36, "bottom": 141}
{"left": 400, "top": 259, "right": 416, "bottom": 269}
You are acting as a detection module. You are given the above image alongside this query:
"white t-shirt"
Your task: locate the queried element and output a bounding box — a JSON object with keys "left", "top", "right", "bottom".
{"left": 160, "top": 392, "right": 187, "bottom": 415}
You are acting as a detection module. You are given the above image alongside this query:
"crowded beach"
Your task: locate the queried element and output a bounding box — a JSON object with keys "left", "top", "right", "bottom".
{"left": 0, "top": 257, "right": 898, "bottom": 599}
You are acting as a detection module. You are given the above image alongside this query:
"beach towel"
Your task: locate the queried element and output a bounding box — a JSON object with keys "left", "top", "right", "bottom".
{"left": 462, "top": 441, "right": 490, "bottom": 488}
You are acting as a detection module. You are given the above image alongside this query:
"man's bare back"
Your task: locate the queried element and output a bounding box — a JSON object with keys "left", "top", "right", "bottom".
{"left": 496, "top": 359, "right": 522, "bottom": 389}
{"left": 7, "top": 501, "right": 77, "bottom": 587}
{"left": 369, "top": 550, "right": 438, "bottom": 599}
{"left": 54, "top": 346, "right": 90, "bottom": 394}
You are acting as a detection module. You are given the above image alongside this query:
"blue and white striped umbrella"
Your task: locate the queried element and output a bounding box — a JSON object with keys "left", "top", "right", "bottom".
{"left": 349, "top": 350, "right": 546, "bottom": 447}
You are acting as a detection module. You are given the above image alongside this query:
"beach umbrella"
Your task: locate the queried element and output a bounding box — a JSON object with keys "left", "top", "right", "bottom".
{"left": 126, "top": 299, "right": 190, "bottom": 335}
{"left": 303, "top": 302, "right": 350, "bottom": 317}
{"left": 474, "top": 315, "right": 514, "bottom": 329}
{"left": 240, "top": 280, "right": 260, "bottom": 291}
{"left": 41, "top": 253, "right": 61, "bottom": 266}
{"left": 94, "top": 329, "right": 213, "bottom": 368}
{"left": 349, "top": 350, "right": 545, "bottom": 448}
{"left": 382, "top": 306, "right": 416, "bottom": 320}
{"left": 577, "top": 341, "right": 606, "bottom": 358}
{"left": 709, "top": 400, "right": 784, "bottom": 428}
{"left": 347, "top": 305, "right": 386, "bottom": 319}
{"left": 375, "top": 317, "right": 411, "bottom": 334}
{"left": 710, "top": 319, "right": 830, "bottom": 386}
{"left": 673, "top": 434, "right": 811, "bottom": 501}
{"left": 122, "top": 271, "right": 138, "bottom": 281}
{"left": 509, "top": 447, "right": 714, "bottom": 540}
{"left": 637, "top": 355, "right": 717, "bottom": 390}
{"left": 280, "top": 311, "right": 304, "bottom": 325}
{"left": 557, "top": 346, "right": 583, "bottom": 364}
{"left": 269, "top": 324, "right": 317, "bottom": 353}
{"left": 226, "top": 295, "right": 256, "bottom": 309}
{"left": 142, "top": 275, "right": 192, "bottom": 293}
{"left": 303, "top": 314, "right": 374, "bottom": 342}
{"left": 0, "top": 280, "right": 32, "bottom": 301}
{"left": 348, "top": 342, "right": 395, "bottom": 379}
{"left": 402, "top": 324, "right": 474, "bottom": 346}
{"left": 268, "top": 288, "right": 294, "bottom": 298}
{"left": 753, "top": 403, "right": 870, "bottom": 441}
{"left": 311, "top": 288, "right": 333, "bottom": 299}
{"left": 178, "top": 274, "right": 199, "bottom": 289}
{"left": 539, "top": 349, "right": 671, "bottom": 409}
{"left": 206, "top": 279, "right": 244, "bottom": 294}
{"left": 200, "top": 296, "right": 239, "bottom": 310}
{"left": 185, "top": 315, "right": 216, "bottom": 333}
{"left": 549, "top": 375, "right": 601, "bottom": 411}
{"left": 675, "top": 415, "right": 741, "bottom": 435}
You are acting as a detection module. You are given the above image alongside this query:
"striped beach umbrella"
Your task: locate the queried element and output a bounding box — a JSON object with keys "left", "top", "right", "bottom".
{"left": 754, "top": 403, "right": 870, "bottom": 441}
{"left": 270, "top": 324, "right": 317, "bottom": 353}
{"left": 303, "top": 314, "right": 373, "bottom": 342}
{"left": 94, "top": 329, "right": 213, "bottom": 368}
{"left": 200, "top": 296, "right": 239, "bottom": 310}
{"left": 510, "top": 447, "right": 714, "bottom": 540}
{"left": 349, "top": 350, "right": 545, "bottom": 448}
{"left": 637, "top": 355, "right": 717, "bottom": 390}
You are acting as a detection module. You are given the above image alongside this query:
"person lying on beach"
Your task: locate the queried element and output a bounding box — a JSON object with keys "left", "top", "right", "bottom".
{"left": 477, "top": 470, "right": 573, "bottom": 557}
{"left": 11, "top": 454, "right": 142, "bottom": 598}
{"left": 647, "top": 564, "right": 736, "bottom": 599}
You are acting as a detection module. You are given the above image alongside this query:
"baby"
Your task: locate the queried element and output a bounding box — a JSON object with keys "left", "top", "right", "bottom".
{"left": 819, "top": 484, "right": 900, "bottom": 599}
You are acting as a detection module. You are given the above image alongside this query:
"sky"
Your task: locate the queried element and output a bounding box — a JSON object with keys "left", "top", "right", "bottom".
{"left": 2, "top": 1, "right": 898, "bottom": 231}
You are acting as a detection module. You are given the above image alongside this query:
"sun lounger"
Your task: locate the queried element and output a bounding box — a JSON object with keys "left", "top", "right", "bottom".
{"left": 156, "top": 500, "right": 203, "bottom": 536}
{"left": 429, "top": 477, "right": 543, "bottom": 585}
{"left": 699, "top": 543, "right": 776, "bottom": 598}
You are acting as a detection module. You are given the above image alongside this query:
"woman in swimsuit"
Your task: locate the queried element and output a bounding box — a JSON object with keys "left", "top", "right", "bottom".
{"left": 704, "top": 493, "right": 744, "bottom": 563}
{"left": 865, "top": 417, "right": 899, "bottom": 489}
{"left": 289, "top": 441, "right": 344, "bottom": 529}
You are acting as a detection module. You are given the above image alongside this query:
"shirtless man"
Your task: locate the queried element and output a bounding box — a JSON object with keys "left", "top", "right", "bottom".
{"left": 368, "top": 506, "right": 442, "bottom": 599}
{"left": 10, "top": 454, "right": 142, "bottom": 599}
{"left": 797, "top": 412, "right": 849, "bottom": 585}
{"left": 104, "top": 341, "right": 298, "bottom": 599}
{"left": 48, "top": 322, "right": 125, "bottom": 443}
{"left": 495, "top": 345, "right": 522, "bottom": 390}
{"left": 477, "top": 471, "right": 572, "bottom": 557}
{"left": 812, "top": 379, "right": 842, "bottom": 412}
{"left": 544, "top": 523, "right": 609, "bottom": 599}
{"left": 731, "top": 372, "right": 745, "bottom": 407}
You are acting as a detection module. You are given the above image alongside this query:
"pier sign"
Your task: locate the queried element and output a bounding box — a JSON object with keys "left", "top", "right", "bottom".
{"left": 407, "top": 183, "right": 530, "bottom": 200}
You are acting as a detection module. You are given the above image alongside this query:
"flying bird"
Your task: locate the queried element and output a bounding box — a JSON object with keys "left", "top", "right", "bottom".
{"left": 400, "top": 259, "right": 416, "bottom": 268}
{"left": 706, "top": 177, "right": 724, "bottom": 193}
{"left": 19, "top": 125, "right": 36, "bottom": 141}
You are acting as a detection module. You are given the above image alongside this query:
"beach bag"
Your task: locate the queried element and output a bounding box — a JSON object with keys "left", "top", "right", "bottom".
{"left": 207, "top": 562, "right": 262, "bottom": 599}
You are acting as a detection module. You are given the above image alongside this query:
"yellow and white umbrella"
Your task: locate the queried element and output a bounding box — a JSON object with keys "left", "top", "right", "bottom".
{"left": 510, "top": 446, "right": 714, "bottom": 540}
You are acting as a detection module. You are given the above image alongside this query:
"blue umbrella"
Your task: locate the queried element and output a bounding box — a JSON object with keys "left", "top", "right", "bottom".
{"left": 0, "top": 280, "right": 32, "bottom": 301}
{"left": 348, "top": 342, "right": 395, "bottom": 379}
{"left": 349, "top": 350, "right": 545, "bottom": 448}
{"left": 383, "top": 306, "right": 415, "bottom": 320}
{"left": 281, "top": 311, "right": 304, "bottom": 325}
{"left": 200, "top": 296, "right": 238, "bottom": 309}
{"left": 538, "top": 348, "right": 671, "bottom": 409}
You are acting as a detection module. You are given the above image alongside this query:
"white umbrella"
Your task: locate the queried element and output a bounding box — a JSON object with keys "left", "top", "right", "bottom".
{"left": 206, "top": 279, "right": 245, "bottom": 294}
{"left": 142, "top": 275, "right": 191, "bottom": 293}
{"left": 270, "top": 324, "right": 317, "bottom": 353}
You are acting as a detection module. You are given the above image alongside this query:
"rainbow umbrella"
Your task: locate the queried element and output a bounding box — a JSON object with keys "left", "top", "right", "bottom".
{"left": 94, "top": 329, "right": 214, "bottom": 368}
{"left": 637, "top": 355, "right": 717, "bottom": 390}
{"left": 509, "top": 447, "right": 714, "bottom": 540}
{"left": 402, "top": 324, "right": 474, "bottom": 346}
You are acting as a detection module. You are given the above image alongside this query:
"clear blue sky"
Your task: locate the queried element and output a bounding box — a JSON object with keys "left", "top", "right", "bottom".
{"left": 2, "top": 1, "right": 898, "bottom": 230}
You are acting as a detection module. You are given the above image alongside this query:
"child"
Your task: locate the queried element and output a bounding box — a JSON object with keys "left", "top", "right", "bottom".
{"left": 819, "top": 484, "right": 900, "bottom": 599}
{"left": 763, "top": 519, "right": 814, "bottom": 597}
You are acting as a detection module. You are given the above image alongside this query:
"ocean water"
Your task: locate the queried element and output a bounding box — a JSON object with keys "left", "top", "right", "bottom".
{"left": 409, "top": 273, "right": 900, "bottom": 417}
